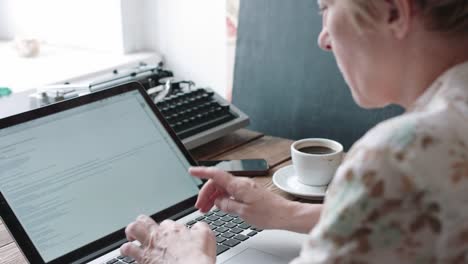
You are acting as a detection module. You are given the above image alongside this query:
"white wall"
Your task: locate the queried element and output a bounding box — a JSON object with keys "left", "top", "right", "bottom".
{"left": 142, "top": 0, "right": 228, "bottom": 97}
{"left": 121, "top": 0, "right": 148, "bottom": 53}
{"left": 0, "top": 0, "right": 14, "bottom": 40}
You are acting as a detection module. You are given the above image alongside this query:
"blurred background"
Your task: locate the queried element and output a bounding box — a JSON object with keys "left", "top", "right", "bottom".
{"left": 0, "top": 0, "right": 235, "bottom": 99}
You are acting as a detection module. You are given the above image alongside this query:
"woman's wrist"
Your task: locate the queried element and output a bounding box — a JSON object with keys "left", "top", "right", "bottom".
{"left": 181, "top": 252, "right": 215, "bottom": 264}
{"left": 274, "top": 200, "right": 322, "bottom": 233}
{"left": 199, "top": 253, "right": 216, "bottom": 264}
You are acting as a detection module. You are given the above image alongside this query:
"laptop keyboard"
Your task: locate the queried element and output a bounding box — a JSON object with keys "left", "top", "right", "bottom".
{"left": 105, "top": 256, "right": 135, "bottom": 264}
{"left": 186, "top": 208, "right": 263, "bottom": 255}
{"left": 106, "top": 209, "right": 262, "bottom": 263}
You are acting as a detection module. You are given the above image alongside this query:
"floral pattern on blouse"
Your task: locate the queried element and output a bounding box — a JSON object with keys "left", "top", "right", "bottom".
{"left": 292, "top": 61, "right": 468, "bottom": 264}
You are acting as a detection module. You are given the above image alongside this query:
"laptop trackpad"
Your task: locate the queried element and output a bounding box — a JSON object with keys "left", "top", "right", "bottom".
{"left": 222, "top": 248, "right": 288, "bottom": 264}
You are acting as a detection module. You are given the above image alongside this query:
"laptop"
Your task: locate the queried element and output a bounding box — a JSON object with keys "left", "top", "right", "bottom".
{"left": 0, "top": 82, "right": 307, "bottom": 264}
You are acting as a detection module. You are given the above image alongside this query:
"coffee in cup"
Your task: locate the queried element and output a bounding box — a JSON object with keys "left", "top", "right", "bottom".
{"left": 291, "top": 138, "right": 343, "bottom": 186}
{"left": 296, "top": 146, "right": 336, "bottom": 155}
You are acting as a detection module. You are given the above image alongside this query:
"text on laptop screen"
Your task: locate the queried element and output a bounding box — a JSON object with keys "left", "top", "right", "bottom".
{"left": 0, "top": 90, "right": 201, "bottom": 262}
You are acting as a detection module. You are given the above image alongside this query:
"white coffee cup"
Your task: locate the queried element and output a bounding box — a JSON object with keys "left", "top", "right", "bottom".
{"left": 291, "top": 138, "right": 343, "bottom": 186}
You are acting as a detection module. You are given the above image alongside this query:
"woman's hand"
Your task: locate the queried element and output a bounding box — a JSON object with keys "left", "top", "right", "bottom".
{"left": 189, "top": 166, "right": 295, "bottom": 230}
{"left": 120, "top": 215, "right": 216, "bottom": 264}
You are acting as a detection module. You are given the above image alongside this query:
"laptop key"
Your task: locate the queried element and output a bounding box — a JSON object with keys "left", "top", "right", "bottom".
{"left": 196, "top": 216, "right": 205, "bottom": 221}
{"left": 230, "top": 227, "right": 243, "bottom": 234}
{"left": 221, "top": 232, "right": 235, "bottom": 239}
{"left": 216, "top": 236, "right": 227, "bottom": 243}
{"left": 106, "top": 259, "right": 119, "bottom": 264}
{"left": 216, "top": 244, "right": 230, "bottom": 255}
{"left": 212, "top": 220, "right": 225, "bottom": 226}
{"left": 214, "top": 211, "right": 227, "bottom": 217}
{"left": 207, "top": 215, "right": 220, "bottom": 221}
{"left": 220, "top": 216, "right": 234, "bottom": 222}
{"left": 233, "top": 234, "right": 249, "bottom": 241}
{"left": 122, "top": 256, "right": 136, "bottom": 263}
{"left": 222, "top": 239, "right": 241, "bottom": 247}
{"left": 238, "top": 223, "right": 251, "bottom": 229}
{"left": 201, "top": 219, "right": 212, "bottom": 224}
{"left": 232, "top": 218, "right": 244, "bottom": 224}
{"left": 224, "top": 222, "right": 236, "bottom": 228}
{"left": 247, "top": 231, "right": 258, "bottom": 236}
{"left": 186, "top": 220, "right": 197, "bottom": 226}
{"left": 216, "top": 227, "right": 229, "bottom": 233}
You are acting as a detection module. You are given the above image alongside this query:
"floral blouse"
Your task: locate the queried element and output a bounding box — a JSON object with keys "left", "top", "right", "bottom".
{"left": 292, "top": 61, "right": 468, "bottom": 264}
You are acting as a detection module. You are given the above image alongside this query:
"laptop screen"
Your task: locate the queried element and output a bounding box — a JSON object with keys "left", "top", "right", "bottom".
{"left": 0, "top": 88, "right": 201, "bottom": 262}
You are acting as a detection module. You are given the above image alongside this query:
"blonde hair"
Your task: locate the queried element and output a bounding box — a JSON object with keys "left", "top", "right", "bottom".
{"left": 345, "top": 0, "right": 468, "bottom": 34}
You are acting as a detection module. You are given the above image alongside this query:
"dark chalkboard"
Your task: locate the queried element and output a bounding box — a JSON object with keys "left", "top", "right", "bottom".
{"left": 232, "top": 0, "right": 403, "bottom": 150}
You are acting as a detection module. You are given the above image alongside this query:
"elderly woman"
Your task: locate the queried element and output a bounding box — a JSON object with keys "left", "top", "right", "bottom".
{"left": 121, "top": 0, "right": 468, "bottom": 263}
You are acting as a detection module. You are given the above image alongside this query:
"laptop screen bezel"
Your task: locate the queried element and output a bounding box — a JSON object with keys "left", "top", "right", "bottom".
{"left": 0, "top": 82, "right": 203, "bottom": 264}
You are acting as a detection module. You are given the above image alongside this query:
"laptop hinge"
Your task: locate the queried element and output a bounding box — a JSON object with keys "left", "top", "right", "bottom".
{"left": 169, "top": 206, "right": 198, "bottom": 221}
{"left": 72, "top": 239, "right": 126, "bottom": 264}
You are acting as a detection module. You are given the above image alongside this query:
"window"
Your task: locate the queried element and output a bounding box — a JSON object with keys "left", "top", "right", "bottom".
{"left": 1, "top": 0, "right": 123, "bottom": 51}
{"left": 0, "top": 0, "right": 156, "bottom": 92}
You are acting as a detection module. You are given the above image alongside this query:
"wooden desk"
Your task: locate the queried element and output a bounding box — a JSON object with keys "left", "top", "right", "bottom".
{"left": 0, "top": 129, "right": 301, "bottom": 263}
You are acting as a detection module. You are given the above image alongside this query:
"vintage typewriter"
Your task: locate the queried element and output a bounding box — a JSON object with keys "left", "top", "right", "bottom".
{"left": 31, "top": 63, "right": 249, "bottom": 149}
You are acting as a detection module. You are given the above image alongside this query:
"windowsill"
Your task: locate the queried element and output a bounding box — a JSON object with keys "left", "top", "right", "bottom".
{"left": 0, "top": 41, "right": 162, "bottom": 93}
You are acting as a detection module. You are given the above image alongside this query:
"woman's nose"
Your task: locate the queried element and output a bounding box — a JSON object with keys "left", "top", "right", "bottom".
{"left": 318, "top": 28, "right": 332, "bottom": 51}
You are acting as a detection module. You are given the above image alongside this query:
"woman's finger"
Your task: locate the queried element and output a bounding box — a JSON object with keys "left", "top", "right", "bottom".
{"left": 125, "top": 222, "right": 149, "bottom": 244}
{"left": 187, "top": 222, "right": 217, "bottom": 258}
{"left": 214, "top": 197, "right": 246, "bottom": 217}
{"left": 191, "top": 222, "right": 215, "bottom": 240}
{"left": 120, "top": 242, "right": 144, "bottom": 263}
{"left": 159, "top": 219, "right": 176, "bottom": 229}
{"left": 136, "top": 214, "right": 158, "bottom": 226}
{"left": 190, "top": 167, "right": 257, "bottom": 202}
{"left": 191, "top": 221, "right": 211, "bottom": 231}
{"left": 195, "top": 179, "right": 217, "bottom": 211}
{"left": 190, "top": 167, "right": 234, "bottom": 188}
{"left": 224, "top": 177, "right": 259, "bottom": 203}
{"left": 196, "top": 180, "right": 227, "bottom": 212}
{"left": 125, "top": 215, "right": 157, "bottom": 246}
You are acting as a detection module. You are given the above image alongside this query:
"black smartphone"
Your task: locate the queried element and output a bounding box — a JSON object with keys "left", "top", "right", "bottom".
{"left": 197, "top": 159, "right": 269, "bottom": 176}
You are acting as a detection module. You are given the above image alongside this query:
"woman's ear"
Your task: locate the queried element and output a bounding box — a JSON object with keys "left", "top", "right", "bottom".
{"left": 384, "top": 0, "right": 413, "bottom": 39}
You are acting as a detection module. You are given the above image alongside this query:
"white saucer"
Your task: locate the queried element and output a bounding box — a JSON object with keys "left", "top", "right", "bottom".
{"left": 272, "top": 165, "right": 327, "bottom": 200}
